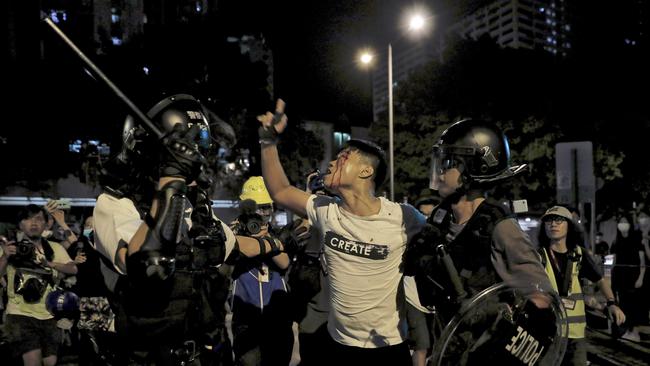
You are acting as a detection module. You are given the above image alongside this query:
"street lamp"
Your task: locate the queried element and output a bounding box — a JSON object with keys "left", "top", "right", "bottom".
{"left": 359, "top": 11, "right": 429, "bottom": 201}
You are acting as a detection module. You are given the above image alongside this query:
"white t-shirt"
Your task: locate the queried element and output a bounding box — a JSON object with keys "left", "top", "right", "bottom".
{"left": 306, "top": 195, "right": 425, "bottom": 348}
{"left": 403, "top": 275, "right": 433, "bottom": 313}
{"left": 93, "top": 192, "right": 236, "bottom": 291}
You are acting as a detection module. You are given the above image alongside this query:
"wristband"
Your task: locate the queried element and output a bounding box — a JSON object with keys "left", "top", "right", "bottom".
{"left": 258, "top": 111, "right": 284, "bottom": 145}
{"left": 265, "top": 237, "right": 281, "bottom": 257}
{"left": 256, "top": 237, "right": 266, "bottom": 256}
{"left": 606, "top": 299, "right": 618, "bottom": 307}
{"left": 258, "top": 126, "right": 279, "bottom": 145}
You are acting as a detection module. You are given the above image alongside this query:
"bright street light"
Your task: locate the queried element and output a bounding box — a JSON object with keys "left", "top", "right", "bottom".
{"left": 356, "top": 10, "right": 430, "bottom": 201}
{"left": 408, "top": 14, "right": 425, "bottom": 31}
{"left": 360, "top": 52, "right": 374, "bottom": 65}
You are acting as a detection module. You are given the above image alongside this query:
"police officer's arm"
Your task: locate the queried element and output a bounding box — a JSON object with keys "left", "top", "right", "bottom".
{"left": 234, "top": 235, "right": 290, "bottom": 270}
{"left": 491, "top": 218, "right": 554, "bottom": 306}
{"left": 258, "top": 99, "right": 310, "bottom": 217}
{"left": 126, "top": 177, "right": 181, "bottom": 256}
{"left": 269, "top": 240, "right": 290, "bottom": 269}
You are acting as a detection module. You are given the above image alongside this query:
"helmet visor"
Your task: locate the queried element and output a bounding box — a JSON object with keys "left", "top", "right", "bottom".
{"left": 429, "top": 144, "right": 476, "bottom": 190}
{"left": 193, "top": 118, "right": 211, "bottom": 151}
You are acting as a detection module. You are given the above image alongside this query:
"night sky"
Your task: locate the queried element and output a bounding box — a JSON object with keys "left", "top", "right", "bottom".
{"left": 2, "top": 1, "right": 460, "bottom": 142}
{"left": 2, "top": 0, "right": 649, "bottom": 199}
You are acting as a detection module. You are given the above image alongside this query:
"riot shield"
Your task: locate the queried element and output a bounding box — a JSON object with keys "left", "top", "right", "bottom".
{"left": 430, "top": 283, "right": 568, "bottom": 366}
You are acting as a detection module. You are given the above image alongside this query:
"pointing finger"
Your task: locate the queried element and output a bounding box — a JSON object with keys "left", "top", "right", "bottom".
{"left": 275, "top": 99, "right": 285, "bottom": 114}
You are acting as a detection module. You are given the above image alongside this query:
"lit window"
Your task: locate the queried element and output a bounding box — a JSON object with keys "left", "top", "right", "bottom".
{"left": 111, "top": 37, "right": 123, "bottom": 46}
{"left": 143, "top": 66, "right": 150, "bottom": 75}
{"left": 111, "top": 14, "right": 120, "bottom": 23}
{"left": 49, "top": 10, "right": 67, "bottom": 23}
{"left": 539, "top": 7, "right": 545, "bottom": 13}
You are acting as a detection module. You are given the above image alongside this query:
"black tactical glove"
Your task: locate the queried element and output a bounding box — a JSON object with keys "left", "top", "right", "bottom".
{"left": 277, "top": 219, "right": 311, "bottom": 256}
{"left": 159, "top": 123, "right": 204, "bottom": 182}
{"left": 257, "top": 111, "right": 284, "bottom": 145}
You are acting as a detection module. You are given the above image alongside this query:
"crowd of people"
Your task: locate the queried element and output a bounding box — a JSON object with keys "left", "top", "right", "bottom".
{"left": 0, "top": 95, "right": 648, "bottom": 366}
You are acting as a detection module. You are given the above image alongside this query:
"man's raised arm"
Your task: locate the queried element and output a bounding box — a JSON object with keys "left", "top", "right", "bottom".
{"left": 258, "top": 99, "right": 311, "bottom": 217}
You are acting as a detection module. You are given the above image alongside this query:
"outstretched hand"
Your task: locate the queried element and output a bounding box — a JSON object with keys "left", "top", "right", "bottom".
{"left": 45, "top": 200, "right": 66, "bottom": 224}
{"left": 257, "top": 99, "right": 288, "bottom": 143}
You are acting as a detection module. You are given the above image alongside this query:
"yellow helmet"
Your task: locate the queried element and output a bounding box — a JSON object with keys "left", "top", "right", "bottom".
{"left": 240, "top": 176, "right": 273, "bottom": 205}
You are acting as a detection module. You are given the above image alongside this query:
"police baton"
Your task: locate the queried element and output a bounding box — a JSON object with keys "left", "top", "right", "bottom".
{"left": 41, "top": 14, "right": 164, "bottom": 140}
{"left": 436, "top": 244, "right": 468, "bottom": 302}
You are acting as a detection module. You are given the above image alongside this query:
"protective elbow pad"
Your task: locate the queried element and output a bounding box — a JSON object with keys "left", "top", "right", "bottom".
{"left": 128, "top": 180, "right": 188, "bottom": 284}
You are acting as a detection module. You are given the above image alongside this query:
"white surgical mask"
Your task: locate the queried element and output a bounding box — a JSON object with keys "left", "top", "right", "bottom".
{"left": 83, "top": 229, "right": 93, "bottom": 237}
{"left": 617, "top": 222, "right": 631, "bottom": 233}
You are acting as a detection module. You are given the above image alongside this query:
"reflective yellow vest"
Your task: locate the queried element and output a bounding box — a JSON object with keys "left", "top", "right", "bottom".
{"left": 543, "top": 246, "right": 586, "bottom": 339}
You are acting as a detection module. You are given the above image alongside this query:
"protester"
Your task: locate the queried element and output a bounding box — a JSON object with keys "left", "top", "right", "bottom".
{"left": 258, "top": 99, "right": 425, "bottom": 365}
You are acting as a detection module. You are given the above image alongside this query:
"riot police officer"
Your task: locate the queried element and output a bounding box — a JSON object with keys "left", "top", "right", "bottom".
{"left": 94, "top": 94, "right": 281, "bottom": 365}
{"left": 404, "top": 119, "right": 563, "bottom": 365}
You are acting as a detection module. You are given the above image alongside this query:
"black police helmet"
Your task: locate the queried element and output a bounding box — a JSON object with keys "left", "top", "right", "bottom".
{"left": 429, "top": 119, "right": 526, "bottom": 190}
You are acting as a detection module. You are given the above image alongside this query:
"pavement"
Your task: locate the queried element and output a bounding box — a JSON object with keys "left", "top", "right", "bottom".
{"left": 585, "top": 310, "right": 650, "bottom": 366}
{"left": 5, "top": 309, "right": 650, "bottom": 365}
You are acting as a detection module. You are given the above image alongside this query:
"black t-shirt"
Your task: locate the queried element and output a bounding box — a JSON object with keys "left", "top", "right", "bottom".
{"left": 611, "top": 232, "right": 644, "bottom": 290}
{"left": 549, "top": 247, "right": 602, "bottom": 297}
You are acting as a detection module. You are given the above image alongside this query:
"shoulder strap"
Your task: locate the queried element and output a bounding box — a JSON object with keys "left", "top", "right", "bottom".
{"left": 538, "top": 247, "right": 548, "bottom": 267}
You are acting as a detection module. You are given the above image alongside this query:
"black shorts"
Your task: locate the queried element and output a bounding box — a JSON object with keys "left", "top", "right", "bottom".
{"left": 5, "top": 314, "right": 61, "bottom": 357}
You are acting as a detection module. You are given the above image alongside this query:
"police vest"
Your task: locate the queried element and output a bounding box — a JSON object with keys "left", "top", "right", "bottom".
{"left": 542, "top": 246, "right": 586, "bottom": 339}
{"left": 418, "top": 200, "right": 509, "bottom": 316}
